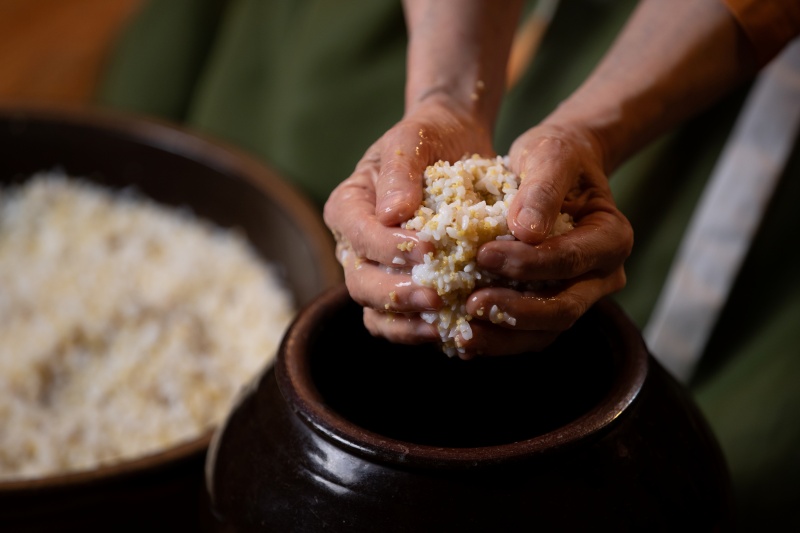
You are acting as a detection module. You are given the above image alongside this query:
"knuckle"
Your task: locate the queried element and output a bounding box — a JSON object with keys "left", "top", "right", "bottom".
{"left": 616, "top": 217, "right": 634, "bottom": 258}
{"left": 527, "top": 178, "right": 562, "bottom": 206}
{"left": 548, "top": 239, "right": 585, "bottom": 276}
{"left": 609, "top": 268, "right": 628, "bottom": 293}
{"left": 554, "top": 295, "right": 588, "bottom": 331}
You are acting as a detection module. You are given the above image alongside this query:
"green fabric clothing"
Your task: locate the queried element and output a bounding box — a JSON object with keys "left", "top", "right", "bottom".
{"left": 98, "top": 0, "right": 407, "bottom": 208}
{"left": 96, "top": 0, "right": 800, "bottom": 529}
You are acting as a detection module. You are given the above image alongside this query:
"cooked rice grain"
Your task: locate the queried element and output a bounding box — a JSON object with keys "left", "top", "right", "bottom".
{"left": 403, "top": 155, "right": 573, "bottom": 357}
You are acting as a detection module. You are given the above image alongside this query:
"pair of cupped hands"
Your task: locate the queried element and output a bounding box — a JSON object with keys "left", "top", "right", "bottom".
{"left": 323, "top": 97, "right": 633, "bottom": 359}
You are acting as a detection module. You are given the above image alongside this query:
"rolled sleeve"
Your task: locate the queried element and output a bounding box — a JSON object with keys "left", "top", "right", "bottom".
{"left": 721, "top": 0, "right": 800, "bottom": 65}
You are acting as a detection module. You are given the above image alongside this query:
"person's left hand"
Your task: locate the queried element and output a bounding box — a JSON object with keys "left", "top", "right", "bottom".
{"left": 450, "top": 122, "right": 634, "bottom": 358}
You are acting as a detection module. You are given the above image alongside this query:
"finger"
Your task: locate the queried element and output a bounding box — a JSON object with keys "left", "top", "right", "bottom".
{"left": 507, "top": 135, "right": 579, "bottom": 244}
{"left": 374, "top": 123, "right": 430, "bottom": 226}
{"left": 325, "top": 169, "right": 434, "bottom": 267}
{"left": 323, "top": 147, "right": 380, "bottom": 238}
{"left": 466, "top": 270, "right": 627, "bottom": 332}
{"left": 363, "top": 308, "right": 441, "bottom": 345}
{"left": 342, "top": 258, "right": 442, "bottom": 313}
{"left": 453, "top": 321, "right": 561, "bottom": 359}
{"left": 476, "top": 210, "right": 633, "bottom": 281}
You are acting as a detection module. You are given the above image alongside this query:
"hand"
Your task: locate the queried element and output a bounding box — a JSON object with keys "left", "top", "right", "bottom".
{"left": 323, "top": 95, "right": 495, "bottom": 345}
{"left": 455, "top": 122, "right": 633, "bottom": 357}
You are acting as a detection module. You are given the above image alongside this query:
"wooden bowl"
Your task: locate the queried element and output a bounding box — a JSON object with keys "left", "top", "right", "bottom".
{"left": 0, "top": 105, "right": 342, "bottom": 532}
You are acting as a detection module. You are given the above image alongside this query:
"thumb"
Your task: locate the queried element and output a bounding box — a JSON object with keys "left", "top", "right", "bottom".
{"left": 375, "top": 131, "right": 427, "bottom": 226}
{"left": 507, "top": 136, "right": 576, "bottom": 244}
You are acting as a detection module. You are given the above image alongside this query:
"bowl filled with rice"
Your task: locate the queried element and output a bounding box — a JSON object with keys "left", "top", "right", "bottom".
{"left": 0, "top": 105, "right": 342, "bottom": 530}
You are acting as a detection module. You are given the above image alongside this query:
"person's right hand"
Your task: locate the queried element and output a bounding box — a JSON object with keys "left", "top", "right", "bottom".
{"left": 323, "top": 94, "right": 496, "bottom": 346}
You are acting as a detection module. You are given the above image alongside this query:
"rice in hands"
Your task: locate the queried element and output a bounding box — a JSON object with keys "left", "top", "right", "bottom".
{"left": 402, "top": 155, "right": 573, "bottom": 357}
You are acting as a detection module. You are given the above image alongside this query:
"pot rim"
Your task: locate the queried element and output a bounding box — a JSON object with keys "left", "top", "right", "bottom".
{"left": 278, "top": 284, "right": 649, "bottom": 469}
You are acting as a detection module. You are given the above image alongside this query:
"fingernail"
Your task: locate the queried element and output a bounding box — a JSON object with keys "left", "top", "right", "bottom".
{"left": 379, "top": 193, "right": 412, "bottom": 218}
{"left": 517, "top": 206, "right": 545, "bottom": 234}
{"left": 478, "top": 249, "right": 505, "bottom": 270}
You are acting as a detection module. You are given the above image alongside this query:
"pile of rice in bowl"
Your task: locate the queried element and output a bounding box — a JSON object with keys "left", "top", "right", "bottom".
{"left": 0, "top": 172, "right": 295, "bottom": 481}
{"left": 402, "top": 155, "right": 574, "bottom": 357}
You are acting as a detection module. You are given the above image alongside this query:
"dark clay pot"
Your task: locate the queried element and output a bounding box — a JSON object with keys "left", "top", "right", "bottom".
{"left": 206, "top": 284, "right": 735, "bottom": 532}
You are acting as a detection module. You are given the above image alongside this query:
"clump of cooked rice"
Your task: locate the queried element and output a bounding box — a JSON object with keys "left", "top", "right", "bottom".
{"left": 403, "top": 155, "right": 573, "bottom": 357}
{"left": 0, "top": 172, "right": 295, "bottom": 481}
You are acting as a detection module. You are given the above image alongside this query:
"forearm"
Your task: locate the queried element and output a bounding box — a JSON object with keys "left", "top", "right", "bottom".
{"left": 402, "top": 0, "right": 523, "bottom": 131}
{"left": 544, "top": 0, "right": 760, "bottom": 174}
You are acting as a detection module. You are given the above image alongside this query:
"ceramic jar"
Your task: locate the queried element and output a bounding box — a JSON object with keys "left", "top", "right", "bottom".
{"left": 205, "top": 284, "right": 734, "bottom": 532}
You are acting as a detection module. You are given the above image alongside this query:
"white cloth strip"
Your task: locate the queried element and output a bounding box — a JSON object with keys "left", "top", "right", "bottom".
{"left": 643, "top": 38, "right": 800, "bottom": 384}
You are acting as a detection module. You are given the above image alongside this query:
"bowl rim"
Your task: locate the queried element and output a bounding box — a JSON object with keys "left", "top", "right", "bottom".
{"left": 0, "top": 104, "right": 342, "bottom": 490}
{"left": 278, "top": 283, "right": 650, "bottom": 469}
{"left": 0, "top": 433, "right": 212, "bottom": 493}
{"left": 0, "top": 103, "right": 341, "bottom": 294}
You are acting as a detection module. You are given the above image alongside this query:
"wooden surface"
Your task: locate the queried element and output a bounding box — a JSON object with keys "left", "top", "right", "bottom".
{"left": 0, "top": 0, "right": 142, "bottom": 106}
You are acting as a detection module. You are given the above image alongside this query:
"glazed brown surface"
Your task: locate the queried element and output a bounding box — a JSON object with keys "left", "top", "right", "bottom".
{"left": 207, "top": 284, "right": 735, "bottom": 532}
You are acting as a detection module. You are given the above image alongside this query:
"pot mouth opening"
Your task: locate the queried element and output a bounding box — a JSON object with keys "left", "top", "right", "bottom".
{"left": 278, "top": 284, "right": 648, "bottom": 468}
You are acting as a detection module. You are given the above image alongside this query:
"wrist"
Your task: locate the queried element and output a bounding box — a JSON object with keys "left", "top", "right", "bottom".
{"left": 537, "top": 104, "right": 617, "bottom": 177}
{"left": 405, "top": 86, "right": 493, "bottom": 132}
{"left": 542, "top": 83, "right": 670, "bottom": 175}
{"left": 402, "top": 0, "right": 522, "bottom": 132}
